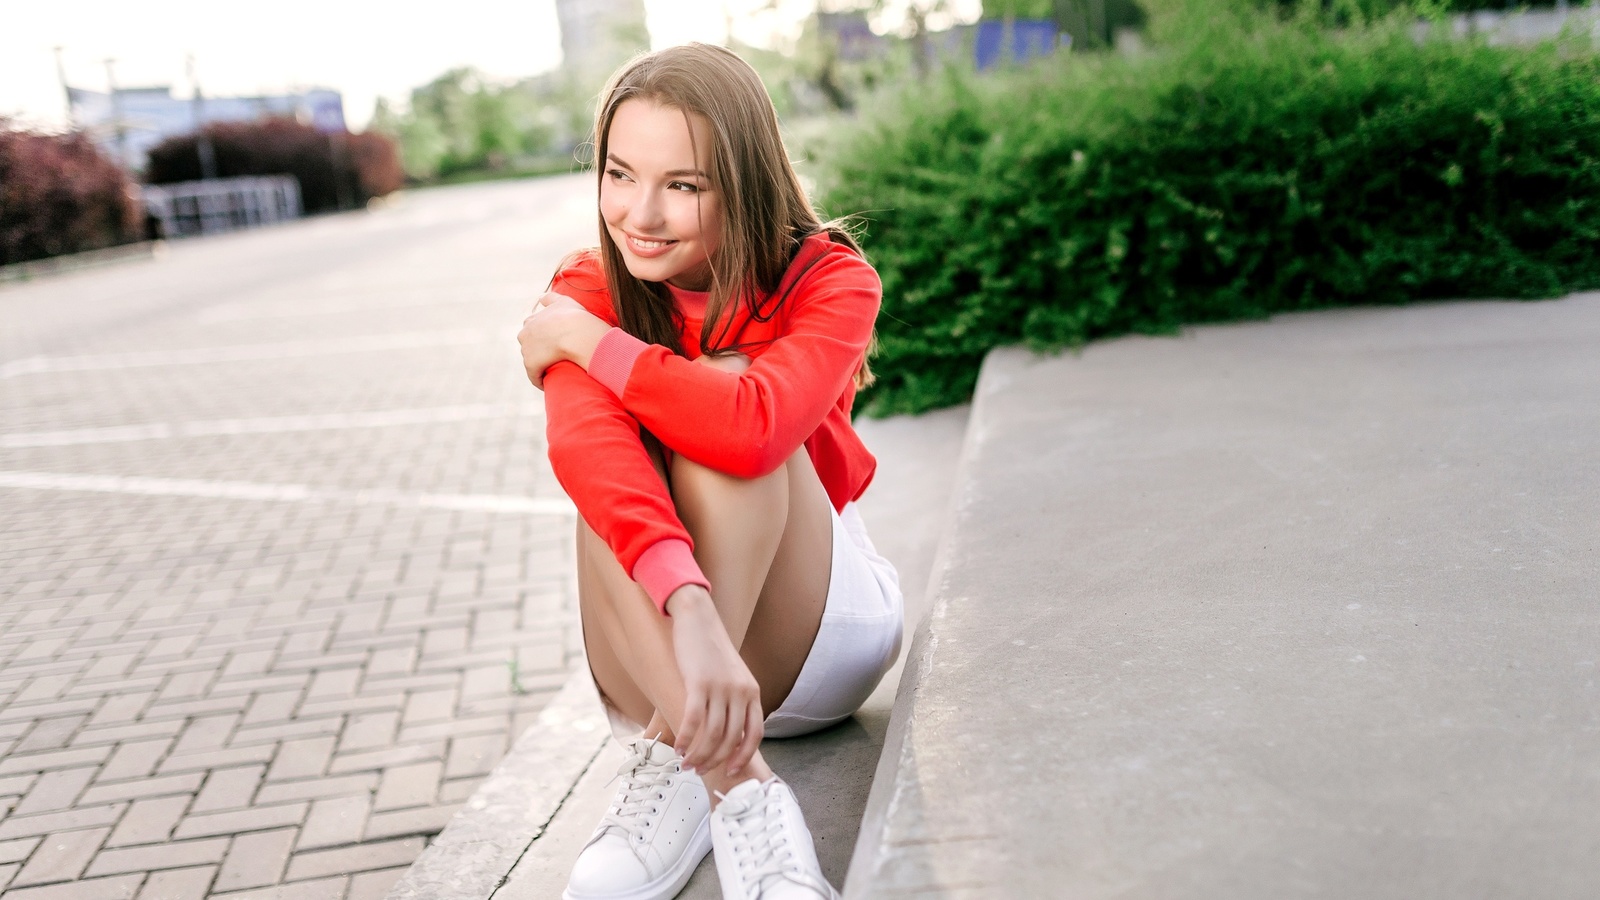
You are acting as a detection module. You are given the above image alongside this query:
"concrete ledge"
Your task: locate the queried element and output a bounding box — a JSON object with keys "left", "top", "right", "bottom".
{"left": 848, "top": 294, "right": 1600, "bottom": 897}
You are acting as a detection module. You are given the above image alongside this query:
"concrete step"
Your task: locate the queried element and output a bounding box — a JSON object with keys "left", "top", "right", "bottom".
{"left": 388, "top": 404, "right": 971, "bottom": 898}
{"left": 845, "top": 293, "right": 1600, "bottom": 897}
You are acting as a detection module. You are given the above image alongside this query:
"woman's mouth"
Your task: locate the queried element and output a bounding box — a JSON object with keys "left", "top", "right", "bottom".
{"left": 625, "top": 234, "right": 678, "bottom": 258}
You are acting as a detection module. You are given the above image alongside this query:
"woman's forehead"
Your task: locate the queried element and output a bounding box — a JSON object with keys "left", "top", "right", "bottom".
{"left": 608, "top": 99, "right": 714, "bottom": 173}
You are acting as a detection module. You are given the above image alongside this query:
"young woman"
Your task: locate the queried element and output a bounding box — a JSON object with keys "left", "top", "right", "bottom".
{"left": 517, "top": 43, "right": 903, "bottom": 900}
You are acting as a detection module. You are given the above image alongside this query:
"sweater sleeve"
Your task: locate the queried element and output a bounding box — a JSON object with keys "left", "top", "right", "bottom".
{"left": 542, "top": 251, "right": 710, "bottom": 615}
{"left": 543, "top": 360, "right": 710, "bottom": 614}
{"left": 596, "top": 243, "right": 880, "bottom": 478}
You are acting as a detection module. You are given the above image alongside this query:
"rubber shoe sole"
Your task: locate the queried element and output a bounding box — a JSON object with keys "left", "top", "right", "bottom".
{"left": 562, "top": 814, "right": 712, "bottom": 900}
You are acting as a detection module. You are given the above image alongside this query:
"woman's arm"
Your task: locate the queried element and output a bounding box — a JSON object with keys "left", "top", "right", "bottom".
{"left": 583, "top": 244, "right": 880, "bottom": 477}
{"left": 542, "top": 360, "right": 708, "bottom": 614}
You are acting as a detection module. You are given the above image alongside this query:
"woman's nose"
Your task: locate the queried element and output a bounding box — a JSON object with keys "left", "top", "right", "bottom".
{"left": 628, "top": 190, "right": 666, "bottom": 232}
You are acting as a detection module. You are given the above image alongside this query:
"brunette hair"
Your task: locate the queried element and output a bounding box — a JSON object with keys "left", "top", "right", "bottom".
{"left": 591, "top": 43, "right": 872, "bottom": 385}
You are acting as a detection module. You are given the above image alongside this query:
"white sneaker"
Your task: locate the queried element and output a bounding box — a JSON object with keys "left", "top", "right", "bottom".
{"left": 564, "top": 738, "right": 712, "bottom": 900}
{"left": 710, "top": 778, "right": 840, "bottom": 900}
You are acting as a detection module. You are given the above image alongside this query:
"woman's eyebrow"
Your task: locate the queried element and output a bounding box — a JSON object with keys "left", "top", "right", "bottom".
{"left": 606, "top": 153, "right": 706, "bottom": 179}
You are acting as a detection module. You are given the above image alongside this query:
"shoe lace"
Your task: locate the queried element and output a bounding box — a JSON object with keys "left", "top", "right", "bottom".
{"left": 598, "top": 739, "right": 679, "bottom": 847}
{"left": 717, "top": 784, "right": 832, "bottom": 897}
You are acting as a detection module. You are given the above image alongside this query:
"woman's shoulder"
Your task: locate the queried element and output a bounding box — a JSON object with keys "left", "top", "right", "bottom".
{"left": 778, "top": 232, "right": 881, "bottom": 306}
{"left": 548, "top": 248, "right": 618, "bottom": 322}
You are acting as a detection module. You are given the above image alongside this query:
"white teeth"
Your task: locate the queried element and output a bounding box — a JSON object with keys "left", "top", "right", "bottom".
{"left": 631, "top": 237, "right": 670, "bottom": 250}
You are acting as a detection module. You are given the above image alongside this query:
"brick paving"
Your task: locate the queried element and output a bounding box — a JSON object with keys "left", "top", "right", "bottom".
{"left": 0, "top": 176, "right": 595, "bottom": 899}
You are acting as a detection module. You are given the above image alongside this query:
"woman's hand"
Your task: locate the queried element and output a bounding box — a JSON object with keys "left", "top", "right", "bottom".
{"left": 517, "top": 292, "right": 608, "bottom": 390}
{"left": 665, "top": 585, "right": 763, "bottom": 777}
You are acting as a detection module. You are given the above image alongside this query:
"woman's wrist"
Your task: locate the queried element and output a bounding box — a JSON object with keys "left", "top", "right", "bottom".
{"left": 562, "top": 316, "right": 613, "bottom": 371}
{"left": 664, "top": 583, "right": 715, "bottom": 619}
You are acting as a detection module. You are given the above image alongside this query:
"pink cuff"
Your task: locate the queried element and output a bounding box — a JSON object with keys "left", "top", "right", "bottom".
{"left": 589, "top": 328, "right": 649, "bottom": 398}
{"left": 633, "top": 539, "right": 710, "bottom": 615}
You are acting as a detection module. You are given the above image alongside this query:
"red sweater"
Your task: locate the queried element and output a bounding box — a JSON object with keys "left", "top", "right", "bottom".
{"left": 543, "top": 233, "right": 881, "bottom": 614}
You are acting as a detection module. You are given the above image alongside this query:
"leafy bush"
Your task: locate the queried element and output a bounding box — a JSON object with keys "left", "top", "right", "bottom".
{"left": 145, "top": 118, "right": 402, "bottom": 213}
{"left": 369, "top": 68, "right": 567, "bottom": 182}
{"left": 0, "top": 122, "right": 141, "bottom": 266}
{"left": 815, "top": 14, "right": 1600, "bottom": 414}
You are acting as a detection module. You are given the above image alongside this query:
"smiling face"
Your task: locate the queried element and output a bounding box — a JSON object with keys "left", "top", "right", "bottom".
{"left": 599, "top": 99, "right": 724, "bottom": 292}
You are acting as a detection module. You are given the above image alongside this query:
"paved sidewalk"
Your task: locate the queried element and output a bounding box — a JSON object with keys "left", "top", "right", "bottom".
{"left": 0, "top": 176, "right": 594, "bottom": 899}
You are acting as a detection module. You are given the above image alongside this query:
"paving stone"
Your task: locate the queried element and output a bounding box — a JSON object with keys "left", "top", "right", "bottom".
{"left": 444, "top": 731, "right": 507, "bottom": 779}
{"left": 396, "top": 713, "right": 506, "bottom": 744}
{"left": 400, "top": 688, "right": 457, "bottom": 728}
{"left": 372, "top": 761, "right": 442, "bottom": 812}
{"left": 230, "top": 717, "right": 345, "bottom": 748}
{"left": 240, "top": 689, "right": 303, "bottom": 727}
{"left": 0, "top": 804, "right": 127, "bottom": 840}
{"left": 338, "top": 711, "right": 398, "bottom": 753}
{"left": 0, "top": 745, "right": 111, "bottom": 776}
{"left": 13, "top": 767, "right": 96, "bottom": 815}
{"left": 210, "top": 873, "right": 348, "bottom": 900}
{"left": 253, "top": 772, "right": 378, "bottom": 806}
{"left": 328, "top": 741, "right": 444, "bottom": 775}
{"left": 71, "top": 718, "right": 185, "bottom": 748}
{"left": 87, "top": 691, "right": 156, "bottom": 727}
{"left": 283, "top": 835, "right": 424, "bottom": 882}
{"left": 0, "top": 861, "right": 17, "bottom": 892}
{"left": 106, "top": 795, "right": 191, "bottom": 847}
{"left": 171, "top": 713, "right": 239, "bottom": 755}
{"left": 83, "top": 836, "right": 230, "bottom": 877}
{"left": 158, "top": 743, "right": 276, "bottom": 775}
{"left": 14, "top": 716, "right": 86, "bottom": 753}
{"left": 173, "top": 801, "right": 308, "bottom": 840}
{"left": 136, "top": 864, "right": 218, "bottom": 900}
{"left": 265, "top": 737, "right": 336, "bottom": 782}
{"left": 190, "top": 764, "right": 264, "bottom": 812}
{"left": 0, "top": 873, "right": 144, "bottom": 900}
{"left": 437, "top": 777, "right": 482, "bottom": 805}
{"left": 79, "top": 771, "right": 202, "bottom": 805}
{"left": 0, "top": 836, "right": 42, "bottom": 865}
{"left": 345, "top": 864, "right": 409, "bottom": 900}
{"left": 11, "top": 826, "right": 111, "bottom": 887}
{"left": 215, "top": 827, "right": 297, "bottom": 892}
{"left": 363, "top": 803, "right": 460, "bottom": 842}
{"left": 296, "top": 794, "right": 372, "bottom": 851}
{"left": 97, "top": 737, "right": 174, "bottom": 781}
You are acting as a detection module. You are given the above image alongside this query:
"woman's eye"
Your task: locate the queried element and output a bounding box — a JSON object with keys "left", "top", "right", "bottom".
{"left": 669, "top": 181, "right": 700, "bottom": 193}
{"left": 606, "top": 169, "right": 631, "bottom": 182}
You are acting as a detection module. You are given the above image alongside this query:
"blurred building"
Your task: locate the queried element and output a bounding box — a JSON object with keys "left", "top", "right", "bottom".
{"left": 556, "top": 0, "right": 649, "bottom": 78}
{"left": 67, "top": 85, "right": 345, "bottom": 172}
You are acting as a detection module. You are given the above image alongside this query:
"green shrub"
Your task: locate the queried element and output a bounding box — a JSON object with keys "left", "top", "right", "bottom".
{"left": 815, "top": 15, "right": 1600, "bottom": 415}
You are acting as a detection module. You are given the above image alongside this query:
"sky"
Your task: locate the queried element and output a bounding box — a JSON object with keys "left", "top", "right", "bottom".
{"left": 0, "top": 0, "right": 835, "bottom": 132}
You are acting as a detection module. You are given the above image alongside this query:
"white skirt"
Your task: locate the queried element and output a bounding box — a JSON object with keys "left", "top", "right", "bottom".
{"left": 762, "top": 501, "right": 904, "bottom": 739}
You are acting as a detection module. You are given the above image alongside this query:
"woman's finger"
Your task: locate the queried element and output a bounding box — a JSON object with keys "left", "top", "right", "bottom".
{"left": 675, "top": 695, "right": 705, "bottom": 766}
{"left": 705, "top": 695, "right": 746, "bottom": 775}
{"left": 688, "top": 695, "right": 727, "bottom": 772}
{"left": 727, "top": 700, "right": 763, "bottom": 779}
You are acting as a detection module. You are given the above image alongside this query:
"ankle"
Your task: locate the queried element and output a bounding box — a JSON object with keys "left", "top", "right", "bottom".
{"left": 702, "top": 757, "right": 775, "bottom": 803}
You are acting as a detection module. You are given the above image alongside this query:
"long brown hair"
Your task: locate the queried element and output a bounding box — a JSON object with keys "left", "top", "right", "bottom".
{"left": 591, "top": 43, "right": 872, "bottom": 385}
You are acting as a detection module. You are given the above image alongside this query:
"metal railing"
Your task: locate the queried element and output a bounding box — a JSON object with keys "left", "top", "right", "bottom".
{"left": 142, "top": 175, "right": 302, "bottom": 239}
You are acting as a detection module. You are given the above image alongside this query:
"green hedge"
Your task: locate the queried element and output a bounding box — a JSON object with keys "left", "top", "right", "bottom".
{"left": 815, "top": 17, "right": 1600, "bottom": 415}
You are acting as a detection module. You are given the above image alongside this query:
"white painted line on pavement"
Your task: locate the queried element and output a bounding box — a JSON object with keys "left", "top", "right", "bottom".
{"left": 0, "top": 403, "right": 543, "bottom": 448}
{"left": 0, "top": 470, "right": 575, "bottom": 517}
{"left": 0, "top": 329, "right": 497, "bottom": 379}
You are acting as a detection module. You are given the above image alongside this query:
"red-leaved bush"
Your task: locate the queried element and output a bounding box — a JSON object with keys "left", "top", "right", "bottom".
{"left": 146, "top": 118, "right": 403, "bottom": 213}
{"left": 0, "top": 121, "right": 141, "bottom": 266}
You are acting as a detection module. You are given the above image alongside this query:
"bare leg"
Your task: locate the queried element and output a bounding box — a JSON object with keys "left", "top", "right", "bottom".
{"left": 574, "top": 358, "right": 835, "bottom": 803}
